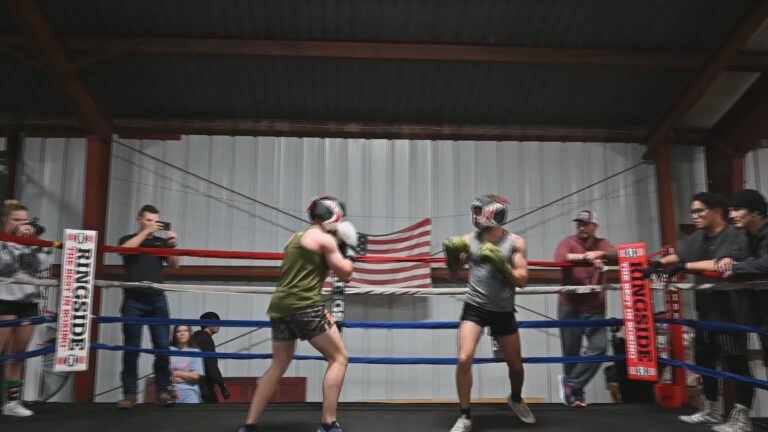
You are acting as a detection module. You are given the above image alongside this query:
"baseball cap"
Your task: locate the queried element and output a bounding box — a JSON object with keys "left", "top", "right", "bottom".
{"left": 573, "top": 210, "right": 598, "bottom": 225}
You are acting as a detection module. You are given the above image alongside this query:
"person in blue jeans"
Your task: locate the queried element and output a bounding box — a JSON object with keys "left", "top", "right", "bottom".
{"left": 117, "top": 204, "right": 180, "bottom": 409}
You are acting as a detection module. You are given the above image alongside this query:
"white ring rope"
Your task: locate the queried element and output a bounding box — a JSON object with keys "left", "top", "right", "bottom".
{"left": 2, "top": 276, "right": 765, "bottom": 296}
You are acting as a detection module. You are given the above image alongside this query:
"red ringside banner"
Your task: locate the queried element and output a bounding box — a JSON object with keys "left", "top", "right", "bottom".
{"left": 55, "top": 230, "right": 97, "bottom": 372}
{"left": 618, "top": 243, "right": 659, "bottom": 382}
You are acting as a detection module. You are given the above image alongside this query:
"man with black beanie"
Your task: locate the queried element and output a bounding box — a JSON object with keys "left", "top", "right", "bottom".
{"left": 192, "top": 311, "right": 230, "bottom": 403}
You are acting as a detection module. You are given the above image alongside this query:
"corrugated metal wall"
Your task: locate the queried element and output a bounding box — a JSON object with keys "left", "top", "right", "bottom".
{"left": 12, "top": 136, "right": 735, "bottom": 406}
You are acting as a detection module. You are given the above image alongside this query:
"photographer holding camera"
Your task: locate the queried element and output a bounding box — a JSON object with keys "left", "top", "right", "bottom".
{"left": 116, "top": 205, "right": 179, "bottom": 409}
{"left": 0, "top": 200, "right": 52, "bottom": 417}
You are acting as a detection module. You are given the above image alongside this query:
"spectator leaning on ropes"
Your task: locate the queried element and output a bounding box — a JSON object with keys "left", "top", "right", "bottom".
{"left": 553, "top": 209, "right": 616, "bottom": 408}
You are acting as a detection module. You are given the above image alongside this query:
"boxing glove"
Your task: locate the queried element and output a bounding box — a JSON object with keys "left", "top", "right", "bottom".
{"left": 477, "top": 242, "right": 513, "bottom": 278}
{"left": 335, "top": 221, "right": 359, "bottom": 248}
{"left": 443, "top": 236, "right": 469, "bottom": 272}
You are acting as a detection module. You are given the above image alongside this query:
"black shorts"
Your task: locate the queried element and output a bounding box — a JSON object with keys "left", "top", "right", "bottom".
{"left": 0, "top": 300, "right": 39, "bottom": 318}
{"left": 271, "top": 305, "right": 335, "bottom": 342}
{"left": 460, "top": 302, "right": 518, "bottom": 337}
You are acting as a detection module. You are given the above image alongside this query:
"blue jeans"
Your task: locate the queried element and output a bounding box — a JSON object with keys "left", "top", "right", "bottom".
{"left": 120, "top": 295, "right": 171, "bottom": 396}
{"left": 558, "top": 302, "right": 608, "bottom": 392}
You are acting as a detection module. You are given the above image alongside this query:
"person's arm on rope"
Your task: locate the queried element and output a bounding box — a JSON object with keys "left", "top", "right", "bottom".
{"left": 729, "top": 232, "right": 768, "bottom": 278}
{"left": 643, "top": 254, "right": 682, "bottom": 279}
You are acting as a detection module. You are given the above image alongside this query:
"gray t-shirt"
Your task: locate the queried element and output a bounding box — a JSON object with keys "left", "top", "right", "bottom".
{"left": 677, "top": 225, "right": 748, "bottom": 284}
{"left": 464, "top": 232, "right": 519, "bottom": 312}
{"left": 677, "top": 225, "right": 748, "bottom": 322}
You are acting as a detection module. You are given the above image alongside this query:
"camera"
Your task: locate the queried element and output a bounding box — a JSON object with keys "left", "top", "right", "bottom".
{"left": 158, "top": 221, "right": 172, "bottom": 231}
{"left": 24, "top": 217, "right": 46, "bottom": 235}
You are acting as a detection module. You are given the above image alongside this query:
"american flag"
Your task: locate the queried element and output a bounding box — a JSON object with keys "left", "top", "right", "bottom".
{"left": 325, "top": 218, "right": 432, "bottom": 288}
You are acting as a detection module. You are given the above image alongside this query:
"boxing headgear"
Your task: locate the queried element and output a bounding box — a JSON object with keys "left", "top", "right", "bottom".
{"left": 307, "top": 196, "right": 346, "bottom": 231}
{"left": 471, "top": 196, "right": 508, "bottom": 230}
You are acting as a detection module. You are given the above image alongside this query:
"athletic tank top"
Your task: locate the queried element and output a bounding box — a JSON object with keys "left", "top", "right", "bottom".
{"left": 267, "top": 231, "right": 329, "bottom": 318}
{"left": 464, "top": 232, "right": 519, "bottom": 312}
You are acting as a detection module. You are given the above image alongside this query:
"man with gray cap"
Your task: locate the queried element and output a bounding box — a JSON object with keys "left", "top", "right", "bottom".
{"left": 553, "top": 210, "right": 616, "bottom": 407}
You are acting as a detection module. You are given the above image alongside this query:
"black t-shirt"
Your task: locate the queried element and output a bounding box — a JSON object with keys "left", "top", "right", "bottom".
{"left": 193, "top": 330, "right": 225, "bottom": 396}
{"left": 677, "top": 225, "right": 748, "bottom": 322}
{"left": 119, "top": 234, "right": 170, "bottom": 297}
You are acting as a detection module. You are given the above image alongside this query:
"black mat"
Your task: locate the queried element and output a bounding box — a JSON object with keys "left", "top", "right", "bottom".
{"left": 1, "top": 403, "right": 761, "bottom": 432}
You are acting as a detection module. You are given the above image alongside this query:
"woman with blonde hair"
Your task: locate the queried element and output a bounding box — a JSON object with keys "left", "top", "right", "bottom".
{"left": 0, "top": 200, "right": 51, "bottom": 417}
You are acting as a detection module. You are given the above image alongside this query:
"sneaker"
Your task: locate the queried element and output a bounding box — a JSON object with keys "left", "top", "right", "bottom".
{"left": 572, "top": 392, "right": 587, "bottom": 408}
{"left": 316, "top": 421, "right": 344, "bottom": 432}
{"left": 2, "top": 400, "right": 34, "bottom": 417}
{"left": 116, "top": 395, "right": 136, "bottom": 410}
{"left": 449, "top": 415, "right": 473, "bottom": 432}
{"left": 712, "top": 404, "right": 752, "bottom": 432}
{"left": 558, "top": 374, "right": 575, "bottom": 407}
{"left": 156, "top": 391, "right": 175, "bottom": 407}
{"left": 507, "top": 394, "right": 536, "bottom": 424}
{"left": 678, "top": 399, "right": 722, "bottom": 424}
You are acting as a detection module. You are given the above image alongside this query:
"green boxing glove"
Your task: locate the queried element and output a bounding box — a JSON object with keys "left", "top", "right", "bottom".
{"left": 443, "top": 236, "right": 469, "bottom": 272}
{"left": 477, "top": 242, "right": 513, "bottom": 278}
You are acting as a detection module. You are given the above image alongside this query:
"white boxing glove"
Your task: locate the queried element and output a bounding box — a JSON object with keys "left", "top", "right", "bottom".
{"left": 335, "top": 221, "right": 358, "bottom": 248}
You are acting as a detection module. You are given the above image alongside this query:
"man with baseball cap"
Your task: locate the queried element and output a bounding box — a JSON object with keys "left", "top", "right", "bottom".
{"left": 553, "top": 210, "right": 616, "bottom": 407}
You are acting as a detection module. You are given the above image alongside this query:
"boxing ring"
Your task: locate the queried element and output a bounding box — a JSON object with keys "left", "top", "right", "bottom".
{"left": 1, "top": 231, "right": 768, "bottom": 432}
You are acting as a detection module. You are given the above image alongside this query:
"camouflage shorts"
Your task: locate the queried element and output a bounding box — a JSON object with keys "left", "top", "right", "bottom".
{"left": 270, "top": 305, "right": 335, "bottom": 341}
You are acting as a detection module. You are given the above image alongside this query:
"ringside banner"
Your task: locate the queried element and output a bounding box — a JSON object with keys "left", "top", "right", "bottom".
{"left": 54, "top": 230, "right": 97, "bottom": 372}
{"left": 618, "top": 243, "right": 659, "bottom": 382}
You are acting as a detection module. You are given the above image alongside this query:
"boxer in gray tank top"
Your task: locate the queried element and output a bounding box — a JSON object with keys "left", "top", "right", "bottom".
{"left": 442, "top": 194, "right": 535, "bottom": 432}
{"left": 464, "top": 231, "right": 519, "bottom": 312}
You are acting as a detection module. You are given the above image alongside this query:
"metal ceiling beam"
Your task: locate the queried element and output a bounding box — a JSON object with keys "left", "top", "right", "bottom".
{"left": 642, "top": 0, "right": 768, "bottom": 160}
{"left": 4, "top": 1, "right": 111, "bottom": 138}
{"left": 5, "top": 34, "right": 768, "bottom": 71}
{"left": 0, "top": 116, "right": 651, "bottom": 142}
{"left": 0, "top": 34, "right": 709, "bottom": 68}
{"left": 0, "top": 117, "right": 710, "bottom": 144}
{"left": 711, "top": 73, "right": 768, "bottom": 156}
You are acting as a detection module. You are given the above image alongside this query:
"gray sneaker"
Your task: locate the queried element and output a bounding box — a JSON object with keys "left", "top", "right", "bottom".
{"left": 679, "top": 399, "right": 722, "bottom": 424}
{"left": 507, "top": 394, "right": 536, "bottom": 424}
{"left": 712, "top": 404, "right": 752, "bottom": 432}
{"left": 449, "top": 415, "right": 472, "bottom": 432}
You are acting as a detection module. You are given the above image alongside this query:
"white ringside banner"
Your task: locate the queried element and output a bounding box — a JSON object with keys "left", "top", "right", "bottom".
{"left": 54, "top": 229, "right": 97, "bottom": 372}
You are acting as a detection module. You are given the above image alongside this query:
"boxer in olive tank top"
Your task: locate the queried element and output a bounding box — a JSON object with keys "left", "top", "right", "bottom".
{"left": 240, "top": 196, "right": 358, "bottom": 432}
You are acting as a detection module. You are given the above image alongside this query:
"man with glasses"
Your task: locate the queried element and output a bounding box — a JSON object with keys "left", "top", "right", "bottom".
{"left": 645, "top": 192, "right": 753, "bottom": 432}
{"left": 553, "top": 210, "right": 616, "bottom": 407}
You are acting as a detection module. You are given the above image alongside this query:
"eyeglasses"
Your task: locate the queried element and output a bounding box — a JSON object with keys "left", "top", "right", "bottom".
{"left": 689, "top": 208, "right": 709, "bottom": 217}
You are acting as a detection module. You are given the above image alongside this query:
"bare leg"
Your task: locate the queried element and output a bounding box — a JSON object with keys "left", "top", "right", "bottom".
{"left": 494, "top": 332, "right": 524, "bottom": 398}
{"left": 5, "top": 325, "right": 35, "bottom": 381}
{"left": 308, "top": 325, "right": 349, "bottom": 424}
{"left": 244, "top": 340, "right": 296, "bottom": 424}
{"left": 456, "top": 321, "right": 483, "bottom": 409}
